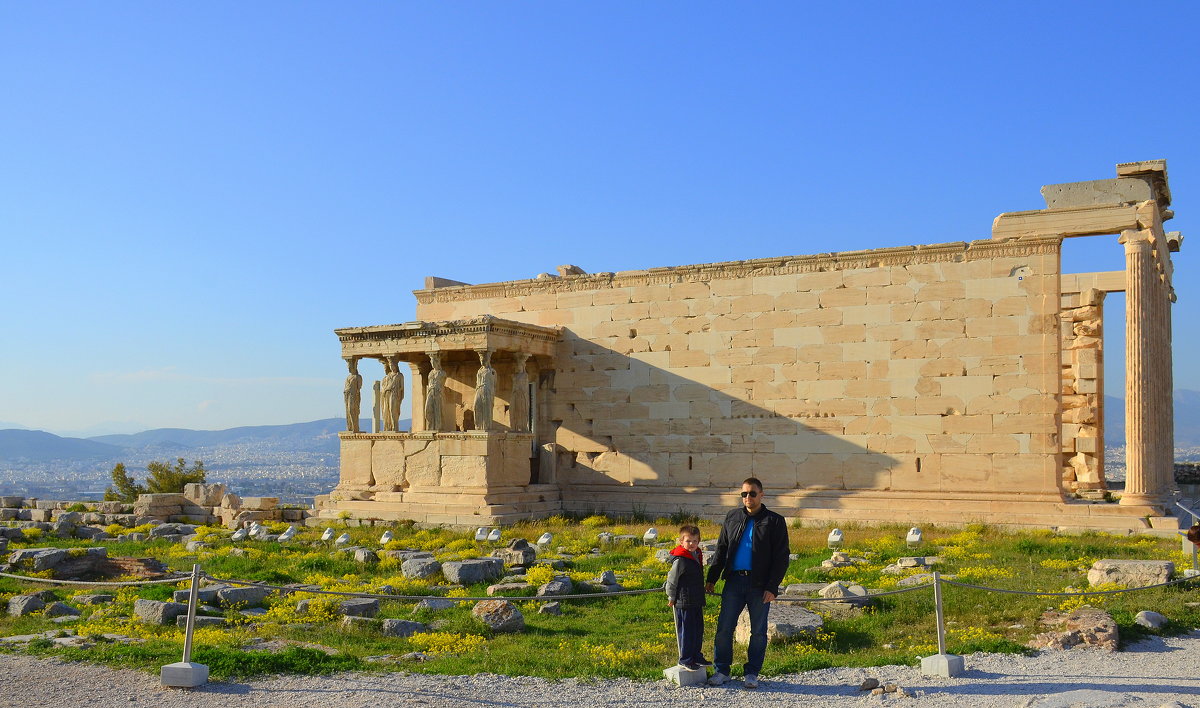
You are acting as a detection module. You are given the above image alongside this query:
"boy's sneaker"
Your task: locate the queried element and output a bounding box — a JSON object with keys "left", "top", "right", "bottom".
{"left": 743, "top": 674, "right": 759, "bottom": 689}
{"left": 707, "top": 672, "right": 730, "bottom": 686}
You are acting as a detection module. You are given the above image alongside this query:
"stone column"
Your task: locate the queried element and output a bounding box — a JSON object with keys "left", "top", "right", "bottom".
{"left": 1119, "top": 231, "right": 1161, "bottom": 505}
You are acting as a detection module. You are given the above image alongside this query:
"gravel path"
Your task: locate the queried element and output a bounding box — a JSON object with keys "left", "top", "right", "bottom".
{"left": 4, "top": 632, "right": 1199, "bottom": 708}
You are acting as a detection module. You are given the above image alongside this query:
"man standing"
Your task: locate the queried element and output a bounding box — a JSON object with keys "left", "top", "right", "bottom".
{"left": 705, "top": 477, "right": 790, "bottom": 689}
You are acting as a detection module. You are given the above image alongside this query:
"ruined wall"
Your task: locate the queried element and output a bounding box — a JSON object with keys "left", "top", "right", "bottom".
{"left": 413, "top": 236, "right": 1064, "bottom": 518}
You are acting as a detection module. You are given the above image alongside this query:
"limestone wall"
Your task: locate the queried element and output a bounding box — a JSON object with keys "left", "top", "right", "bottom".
{"left": 414, "top": 237, "right": 1065, "bottom": 517}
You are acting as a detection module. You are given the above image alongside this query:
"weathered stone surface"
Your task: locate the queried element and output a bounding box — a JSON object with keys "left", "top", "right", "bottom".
{"left": 339, "top": 598, "right": 380, "bottom": 617}
{"left": 538, "top": 601, "right": 562, "bottom": 615}
{"left": 381, "top": 619, "right": 429, "bottom": 638}
{"left": 536, "top": 577, "right": 574, "bottom": 597}
{"left": 173, "top": 586, "right": 223, "bottom": 604}
{"left": 819, "top": 581, "right": 869, "bottom": 605}
{"left": 471, "top": 599, "right": 524, "bottom": 633}
{"left": 9, "top": 548, "right": 68, "bottom": 572}
{"left": 412, "top": 598, "right": 456, "bottom": 612}
{"left": 1087, "top": 559, "right": 1174, "bottom": 588}
{"left": 497, "top": 538, "right": 537, "bottom": 566}
{"left": 1134, "top": 610, "right": 1168, "bottom": 630}
{"left": 215, "top": 585, "right": 273, "bottom": 608}
{"left": 783, "top": 583, "right": 827, "bottom": 596}
{"left": 74, "top": 594, "right": 115, "bottom": 605}
{"left": 43, "top": 601, "right": 80, "bottom": 618}
{"left": 381, "top": 549, "right": 434, "bottom": 562}
{"left": 401, "top": 558, "right": 441, "bottom": 579}
{"left": 7, "top": 595, "right": 45, "bottom": 617}
{"left": 134, "top": 599, "right": 188, "bottom": 625}
{"left": 735, "top": 603, "right": 823, "bottom": 643}
{"left": 1028, "top": 608, "right": 1118, "bottom": 651}
{"left": 487, "top": 582, "right": 531, "bottom": 596}
{"left": 353, "top": 548, "right": 379, "bottom": 564}
{"left": 442, "top": 558, "right": 503, "bottom": 585}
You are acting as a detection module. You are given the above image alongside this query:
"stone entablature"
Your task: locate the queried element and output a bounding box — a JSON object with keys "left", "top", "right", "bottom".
{"left": 336, "top": 316, "right": 560, "bottom": 358}
{"left": 413, "top": 238, "right": 1064, "bottom": 308}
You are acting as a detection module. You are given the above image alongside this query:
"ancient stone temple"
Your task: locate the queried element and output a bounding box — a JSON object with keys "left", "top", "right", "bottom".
{"left": 315, "top": 160, "right": 1182, "bottom": 532}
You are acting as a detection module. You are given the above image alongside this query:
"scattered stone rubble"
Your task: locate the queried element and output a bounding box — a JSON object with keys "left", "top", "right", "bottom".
{"left": 1028, "top": 607, "right": 1120, "bottom": 651}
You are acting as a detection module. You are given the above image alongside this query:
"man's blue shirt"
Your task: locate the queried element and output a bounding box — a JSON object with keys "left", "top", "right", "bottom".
{"left": 731, "top": 517, "right": 754, "bottom": 571}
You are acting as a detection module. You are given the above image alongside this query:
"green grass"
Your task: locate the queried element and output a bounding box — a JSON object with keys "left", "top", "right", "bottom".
{"left": 1, "top": 518, "right": 1198, "bottom": 680}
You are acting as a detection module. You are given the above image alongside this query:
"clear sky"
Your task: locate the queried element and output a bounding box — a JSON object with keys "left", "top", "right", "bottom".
{"left": 2, "top": 3, "right": 1196, "bottom": 435}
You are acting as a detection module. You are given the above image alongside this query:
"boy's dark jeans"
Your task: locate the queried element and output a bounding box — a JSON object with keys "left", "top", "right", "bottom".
{"left": 674, "top": 605, "right": 706, "bottom": 665}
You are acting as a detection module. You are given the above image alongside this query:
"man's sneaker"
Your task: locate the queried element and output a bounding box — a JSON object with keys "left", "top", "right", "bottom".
{"left": 707, "top": 672, "right": 730, "bottom": 686}
{"left": 697, "top": 658, "right": 714, "bottom": 666}
{"left": 683, "top": 662, "right": 703, "bottom": 671}
{"left": 743, "top": 673, "right": 759, "bottom": 689}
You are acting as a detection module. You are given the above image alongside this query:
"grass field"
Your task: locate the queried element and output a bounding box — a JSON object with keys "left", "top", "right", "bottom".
{"left": 2, "top": 517, "right": 1198, "bottom": 680}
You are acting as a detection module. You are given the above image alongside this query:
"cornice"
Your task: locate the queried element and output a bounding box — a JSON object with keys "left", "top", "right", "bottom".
{"left": 335, "top": 315, "right": 561, "bottom": 345}
{"left": 413, "top": 237, "right": 1064, "bottom": 304}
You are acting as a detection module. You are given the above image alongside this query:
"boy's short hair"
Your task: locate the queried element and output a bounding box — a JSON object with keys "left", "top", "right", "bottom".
{"left": 678, "top": 524, "right": 701, "bottom": 538}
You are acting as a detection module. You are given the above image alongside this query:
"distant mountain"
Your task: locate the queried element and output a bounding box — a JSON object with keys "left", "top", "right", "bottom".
{"left": 1176, "top": 390, "right": 1200, "bottom": 447}
{"left": 0, "top": 429, "right": 124, "bottom": 462}
{"left": 1104, "top": 390, "right": 1200, "bottom": 447}
{"left": 89, "top": 418, "right": 349, "bottom": 452}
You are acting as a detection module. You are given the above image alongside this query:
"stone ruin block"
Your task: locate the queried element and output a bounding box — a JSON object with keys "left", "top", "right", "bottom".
{"left": 182, "top": 483, "right": 227, "bottom": 507}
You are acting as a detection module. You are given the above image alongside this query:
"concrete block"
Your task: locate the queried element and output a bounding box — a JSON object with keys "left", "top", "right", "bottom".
{"left": 920, "top": 653, "right": 964, "bottom": 677}
{"left": 663, "top": 664, "right": 708, "bottom": 686}
{"left": 161, "top": 661, "right": 209, "bottom": 688}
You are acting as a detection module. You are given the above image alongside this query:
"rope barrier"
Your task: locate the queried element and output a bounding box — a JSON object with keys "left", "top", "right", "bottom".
{"left": 201, "top": 571, "right": 666, "bottom": 602}
{"left": 942, "top": 572, "right": 1200, "bottom": 597}
{"left": 0, "top": 571, "right": 186, "bottom": 588}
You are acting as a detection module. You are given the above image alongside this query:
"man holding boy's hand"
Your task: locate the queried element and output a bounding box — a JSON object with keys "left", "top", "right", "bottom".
{"left": 705, "top": 477, "right": 790, "bottom": 689}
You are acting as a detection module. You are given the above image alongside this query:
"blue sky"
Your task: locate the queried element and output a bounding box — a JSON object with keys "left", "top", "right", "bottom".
{"left": 2, "top": 3, "right": 1196, "bottom": 435}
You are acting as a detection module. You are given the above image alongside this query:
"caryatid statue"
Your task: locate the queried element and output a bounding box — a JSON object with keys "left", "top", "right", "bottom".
{"left": 509, "top": 353, "right": 530, "bottom": 432}
{"left": 380, "top": 355, "right": 404, "bottom": 432}
{"left": 343, "top": 357, "right": 362, "bottom": 433}
{"left": 472, "top": 349, "right": 497, "bottom": 431}
{"left": 423, "top": 352, "right": 446, "bottom": 432}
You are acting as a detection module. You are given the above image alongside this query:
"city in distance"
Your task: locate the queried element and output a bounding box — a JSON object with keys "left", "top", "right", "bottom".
{"left": 0, "top": 418, "right": 404, "bottom": 505}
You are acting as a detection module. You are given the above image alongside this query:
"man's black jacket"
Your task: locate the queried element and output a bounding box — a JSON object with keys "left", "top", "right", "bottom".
{"left": 705, "top": 503, "right": 790, "bottom": 596}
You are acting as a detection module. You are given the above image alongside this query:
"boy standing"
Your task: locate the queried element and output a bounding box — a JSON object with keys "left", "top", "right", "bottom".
{"left": 665, "top": 524, "right": 710, "bottom": 670}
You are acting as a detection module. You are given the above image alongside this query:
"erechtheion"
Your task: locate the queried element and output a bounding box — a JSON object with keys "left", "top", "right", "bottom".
{"left": 315, "top": 160, "right": 1182, "bottom": 532}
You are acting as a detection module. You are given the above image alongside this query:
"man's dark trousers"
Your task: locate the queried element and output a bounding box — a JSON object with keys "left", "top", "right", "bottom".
{"left": 713, "top": 574, "right": 770, "bottom": 676}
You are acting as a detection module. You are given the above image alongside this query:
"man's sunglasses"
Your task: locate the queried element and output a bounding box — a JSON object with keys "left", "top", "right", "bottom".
{"left": 741, "top": 491, "right": 759, "bottom": 498}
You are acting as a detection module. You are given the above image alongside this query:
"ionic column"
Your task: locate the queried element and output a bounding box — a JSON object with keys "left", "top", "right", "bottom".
{"left": 1120, "top": 231, "right": 1160, "bottom": 505}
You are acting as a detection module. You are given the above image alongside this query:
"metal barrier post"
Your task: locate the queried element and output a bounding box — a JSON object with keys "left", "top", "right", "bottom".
{"left": 161, "top": 563, "right": 209, "bottom": 688}
{"left": 920, "top": 572, "right": 964, "bottom": 677}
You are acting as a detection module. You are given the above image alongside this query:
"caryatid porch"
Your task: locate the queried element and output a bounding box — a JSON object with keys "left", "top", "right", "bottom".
{"left": 319, "top": 316, "right": 562, "bottom": 525}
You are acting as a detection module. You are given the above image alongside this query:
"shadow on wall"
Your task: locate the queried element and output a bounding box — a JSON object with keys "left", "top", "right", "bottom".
{"left": 544, "top": 332, "right": 906, "bottom": 501}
